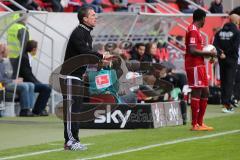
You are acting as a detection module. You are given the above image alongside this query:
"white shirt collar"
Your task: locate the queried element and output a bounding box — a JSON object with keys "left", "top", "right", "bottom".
{"left": 28, "top": 53, "right": 33, "bottom": 67}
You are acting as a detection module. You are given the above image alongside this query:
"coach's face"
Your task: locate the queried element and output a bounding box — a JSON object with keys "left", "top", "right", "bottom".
{"left": 84, "top": 9, "right": 97, "bottom": 28}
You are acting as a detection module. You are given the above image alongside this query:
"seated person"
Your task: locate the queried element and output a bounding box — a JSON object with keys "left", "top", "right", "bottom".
{"left": 0, "top": 43, "right": 35, "bottom": 116}
{"left": 12, "top": 0, "right": 42, "bottom": 11}
{"left": 144, "top": 42, "right": 159, "bottom": 63}
{"left": 118, "top": 57, "right": 174, "bottom": 102}
{"left": 44, "top": 0, "right": 64, "bottom": 12}
{"left": 129, "top": 43, "right": 148, "bottom": 62}
{"left": 149, "top": 66, "right": 174, "bottom": 101}
{"left": 209, "top": 0, "right": 223, "bottom": 13}
{"left": 18, "top": 40, "right": 51, "bottom": 116}
{"left": 110, "top": 0, "right": 128, "bottom": 12}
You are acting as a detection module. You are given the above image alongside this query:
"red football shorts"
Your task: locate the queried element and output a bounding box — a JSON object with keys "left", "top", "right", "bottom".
{"left": 186, "top": 65, "right": 208, "bottom": 88}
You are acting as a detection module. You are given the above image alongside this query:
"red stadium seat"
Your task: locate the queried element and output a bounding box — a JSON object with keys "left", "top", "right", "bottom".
{"left": 167, "top": 2, "right": 180, "bottom": 11}
{"left": 128, "top": 0, "right": 146, "bottom": 3}
{"left": 64, "top": 0, "right": 82, "bottom": 12}
{"left": 155, "top": 5, "right": 168, "bottom": 13}
{"left": 35, "top": 0, "right": 53, "bottom": 11}
{"left": 1, "top": 0, "right": 11, "bottom": 11}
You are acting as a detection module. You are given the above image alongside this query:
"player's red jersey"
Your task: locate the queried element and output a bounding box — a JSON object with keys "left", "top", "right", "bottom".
{"left": 185, "top": 24, "right": 208, "bottom": 88}
{"left": 185, "top": 24, "right": 204, "bottom": 68}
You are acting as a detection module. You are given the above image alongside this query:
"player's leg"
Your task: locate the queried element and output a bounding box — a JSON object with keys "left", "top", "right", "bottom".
{"left": 198, "top": 87, "right": 213, "bottom": 131}
{"left": 190, "top": 88, "right": 201, "bottom": 130}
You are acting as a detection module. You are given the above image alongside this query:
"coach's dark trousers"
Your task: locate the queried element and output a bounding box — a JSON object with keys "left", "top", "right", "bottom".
{"left": 233, "top": 64, "right": 240, "bottom": 100}
{"left": 60, "top": 77, "right": 83, "bottom": 143}
{"left": 219, "top": 58, "right": 238, "bottom": 105}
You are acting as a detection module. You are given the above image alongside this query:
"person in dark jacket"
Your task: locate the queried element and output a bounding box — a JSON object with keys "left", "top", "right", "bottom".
{"left": 60, "top": 6, "right": 113, "bottom": 151}
{"left": 19, "top": 40, "right": 51, "bottom": 116}
{"left": 129, "top": 43, "right": 148, "bottom": 62}
{"left": 12, "top": 0, "right": 41, "bottom": 11}
{"left": 213, "top": 14, "right": 240, "bottom": 113}
{"left": 230, "top": 7, "right": 240, "bottom": 107}
{"left": 230, "top": 6, "right": 240, "bottom": 16}
{"left": 209, "top": 0, "right": 223, "bottom": 14}
{"left": 44, "top": 0, "right": 63, "bottom": 12}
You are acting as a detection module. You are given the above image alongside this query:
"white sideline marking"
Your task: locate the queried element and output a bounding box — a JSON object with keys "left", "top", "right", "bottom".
{"left": 0, "top": 148, "right": 63, "bottom": 160}
{"left": 0, "top": 143, "right": 93, "bottom": 160}
{"left": 48, "top": 143, "right": 62, "bottom": 146}
{"left": 48, "top": 143, "right": 94, "bottom": 146}
{"left": 78, "top": 130, "right": 240, "bottom": 160}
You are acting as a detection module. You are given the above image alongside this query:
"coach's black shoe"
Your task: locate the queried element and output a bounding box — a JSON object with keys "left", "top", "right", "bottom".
{"left": 64, "top": 140, "right": 88, "bottom": 151}
{"left": 39, "top": 110, "right": 49, "bottom": 116}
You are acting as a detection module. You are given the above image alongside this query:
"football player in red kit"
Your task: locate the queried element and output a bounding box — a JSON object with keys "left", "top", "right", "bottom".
{"left": 185, "top": 9, "right": 217, "bottom": 131}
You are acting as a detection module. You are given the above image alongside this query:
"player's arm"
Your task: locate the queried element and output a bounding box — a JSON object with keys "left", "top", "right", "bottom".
{"left": 188, "top": 30, "right": 217, "bottom": 58}
{"left": 189, "top": 45, "right": 217, "bottom": 58}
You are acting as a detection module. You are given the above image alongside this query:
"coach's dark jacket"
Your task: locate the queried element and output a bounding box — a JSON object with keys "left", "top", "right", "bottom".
{"left": 63, "top": 23, "right": 103, "bottom": 78}
{"left": 213, "top": 22, "right": 240, "bottom": 105}
{"left": 213, "top": 22, "right": 240, "bottom": 61}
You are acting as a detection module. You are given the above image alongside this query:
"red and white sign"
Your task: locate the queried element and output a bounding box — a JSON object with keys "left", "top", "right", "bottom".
{"left": 95, "top": 74, "right": 111, "bottom": 89}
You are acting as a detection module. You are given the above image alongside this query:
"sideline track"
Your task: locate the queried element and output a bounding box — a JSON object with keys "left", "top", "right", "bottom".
{"left": 78, "top": 129, "right": 240, "bottom": 160}
{"left": 0, "top": 143, "right": 94, "bottom": 160}
{"left": 0, "top": 130, "right": 239, "bottom": 160}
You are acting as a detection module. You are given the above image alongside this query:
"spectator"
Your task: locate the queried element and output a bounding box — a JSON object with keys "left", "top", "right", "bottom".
{"left": 145, "top": 42, "right": 159, "bottom": 63}
{"left": 177, "top": 0, "right": 194, "bottom": 13}
{"left": 45, "top": 0, "right": 64, "bottom": 12}
{"left": 162, "top": 0, "right": 177, "bottom": 2}
{"left": 177, "top": 0, "right": 204, "bottom": 13}
{"left": 80, "top": 0, "right": 103, "bottom": 13}
{"left": 209, "top": 0, "right": 223, "bottom": 14}
{"left": 18, "top": 40, "right": 51, "bottom": 116}
{"left": 93, "top": 43, "right": 105, "bottom": 55}
{"left": 91, "top": 0, "right": 104, "bottom": 13}
{"left": 213, "top": 14, "right": 240, "bottom": 113}
{"left": 146, "top": 0, "right": 157, "bottom": 2}
{"left": 119, "top": 41, "right": 133, "bottom": 60}
{"left": 15, "top": 0, "right": 41, "bottom": 11}
{"left": 110, "top": 0, "right": 128, "bottom": 12}
{"left": 230, "top": 6, "right": 240, "bottom": 16}
{"left": 129, "top": 43, "right": 147, "bottom": 62}
{"left": 0, "top": 43, "right": 35, "bottom": 117}
{"left": 193, "top": 0, "right": 204, "bottom": 7}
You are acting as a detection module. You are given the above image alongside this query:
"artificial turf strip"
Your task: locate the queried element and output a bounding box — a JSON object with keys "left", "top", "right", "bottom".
{"left": 101, "top": 133, "right": 240, "bottom": 160}
{"left": 0, "top": 113, "right": 239, "bottom": 160}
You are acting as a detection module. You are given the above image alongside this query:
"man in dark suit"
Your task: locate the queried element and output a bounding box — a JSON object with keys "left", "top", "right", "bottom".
{"left": 19, "top": 40, "right": 51, "bottom": 116}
